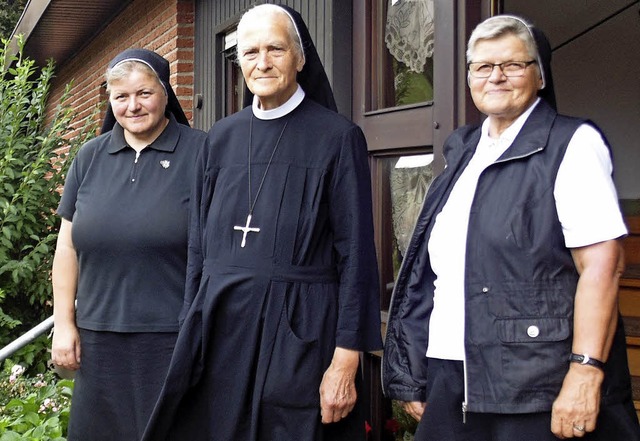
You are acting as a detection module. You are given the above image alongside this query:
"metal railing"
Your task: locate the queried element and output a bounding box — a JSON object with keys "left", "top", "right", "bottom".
{"left": 0, "top": 315, "right": 54, "bottom": 363}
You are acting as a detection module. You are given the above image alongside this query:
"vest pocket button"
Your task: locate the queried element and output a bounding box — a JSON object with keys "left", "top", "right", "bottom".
{"left": 527, "top": 325, "right": 540, "bottom": 338}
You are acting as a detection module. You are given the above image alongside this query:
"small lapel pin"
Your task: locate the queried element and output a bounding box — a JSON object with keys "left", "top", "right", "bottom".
{"left": 160, "top": 160, "right": 170, "bottom": 169}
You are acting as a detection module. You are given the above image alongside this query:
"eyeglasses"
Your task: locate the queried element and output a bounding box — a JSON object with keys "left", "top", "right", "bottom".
{"left": 467, "top": 60, "right": 537, "bottom": 78}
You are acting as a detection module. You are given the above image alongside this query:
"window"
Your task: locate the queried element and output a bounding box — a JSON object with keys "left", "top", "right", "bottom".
{"left": 353, "top": 0, "right": 457, "bottom": 152}
{"left": 353, "top": 0, "right": 459, "bottom": 307}
{"left": 223, "top": 29, "right": 246, "bottom": 116}
{"left": 372, "top": 151, "right": 436, "bottom": 309}
{"left": 372, "top": 0, "right": 435, "bottom": 110}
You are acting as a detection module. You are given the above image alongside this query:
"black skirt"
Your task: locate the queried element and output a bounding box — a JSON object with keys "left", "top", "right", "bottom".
{"left": 414, "top": 358, "right": 640, "bottom": 441}
{"left": 67, "top": 329, "right": 177, "bottom": 441}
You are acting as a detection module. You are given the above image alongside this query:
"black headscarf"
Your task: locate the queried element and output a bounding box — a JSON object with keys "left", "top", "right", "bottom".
{"left": 494, "top": 15, "right": 556, "bottom": 110}
{"left": 101, "top": 48, "right": 190, "bottom": 133}
{"left": 529, "top": 25, "right": 557, "bottom": 110}
{"left": 241, "top": 4, "right": 338, "bottom": 112}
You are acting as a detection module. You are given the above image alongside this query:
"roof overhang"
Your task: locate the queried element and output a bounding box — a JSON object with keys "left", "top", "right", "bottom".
{"left": 10, "top": 0, "right": 133, "bottom": 68}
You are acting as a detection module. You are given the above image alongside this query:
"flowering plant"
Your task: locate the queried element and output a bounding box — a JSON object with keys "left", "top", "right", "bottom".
{"left": 0, "top": 363, "right": 73, "bottom": 440}
{"left": 386, "top": 400, "right": 418, "bottom": 440}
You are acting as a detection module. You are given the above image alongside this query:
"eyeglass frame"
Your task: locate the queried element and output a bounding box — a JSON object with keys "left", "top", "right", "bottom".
{"left": 467, "top": 60, "right": 537, "bottom": 78}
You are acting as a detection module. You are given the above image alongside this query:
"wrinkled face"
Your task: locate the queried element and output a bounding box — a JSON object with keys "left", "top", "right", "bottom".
{"left": 108, "top": 68, "right": 168, "bottom": 142}
{"left": 237, "top": 11, "right": 304, "bottom": 110}
{"left": 468, "top": 34, "right": 543, "bottom": 126}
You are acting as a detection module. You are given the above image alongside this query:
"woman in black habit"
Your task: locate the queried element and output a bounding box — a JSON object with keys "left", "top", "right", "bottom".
{"left": 143, "top": 4, "right": 382, "bottom": 441}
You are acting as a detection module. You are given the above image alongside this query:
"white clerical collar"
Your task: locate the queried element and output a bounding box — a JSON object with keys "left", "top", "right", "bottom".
{"left": 252, "top": 85, "right": 306, "bottom": 120}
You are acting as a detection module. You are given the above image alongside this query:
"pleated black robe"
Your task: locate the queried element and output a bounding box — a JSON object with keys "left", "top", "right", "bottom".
{"left": 143, "top": 97, "right": 382, "bottom": 441}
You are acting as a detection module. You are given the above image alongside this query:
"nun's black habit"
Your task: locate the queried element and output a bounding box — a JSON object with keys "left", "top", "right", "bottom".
{"left": 143, "top": 6, "right": 382, "bottom": 441}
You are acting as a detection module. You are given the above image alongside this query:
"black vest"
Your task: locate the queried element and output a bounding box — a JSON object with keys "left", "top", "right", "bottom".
{"left": 383, "top": 100, "right": 632, "bottom": 412}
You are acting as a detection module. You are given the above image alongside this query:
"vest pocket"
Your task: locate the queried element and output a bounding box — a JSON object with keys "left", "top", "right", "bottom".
{"left": 496, "top": 317, "right": 571, "bottom": 393}
{"left": 497, "top": 317, "right": 570, "bottom": 343}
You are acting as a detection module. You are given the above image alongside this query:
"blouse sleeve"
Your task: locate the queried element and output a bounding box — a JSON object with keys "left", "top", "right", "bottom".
{"left": 57, "top": 143, "right": 93, "bottom": 221}
{"left": 554, "top": 123, "right": 628, "bottom": 248}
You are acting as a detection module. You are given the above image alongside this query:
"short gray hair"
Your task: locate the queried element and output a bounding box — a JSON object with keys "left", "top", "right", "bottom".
{"left": 236, "top": 4, "right": 304, "bottom": 65}
{"left": 466, "top": 15, "right": 538, "bottom": 64}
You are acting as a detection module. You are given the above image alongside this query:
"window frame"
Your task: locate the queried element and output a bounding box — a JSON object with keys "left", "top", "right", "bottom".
{"left": 352, "top": 0, "right": 457, "bottom": 158}
{"left": 370, "top": 148, "right": 436, "bottom": 310}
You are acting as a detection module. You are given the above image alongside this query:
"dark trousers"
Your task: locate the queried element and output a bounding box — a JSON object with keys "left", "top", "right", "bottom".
{"left": 414, "top": 358, "right": 640, "bottom": 441}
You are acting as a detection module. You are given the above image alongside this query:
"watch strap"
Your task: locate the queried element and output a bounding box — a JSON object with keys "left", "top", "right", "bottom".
{"left": 570, "top": 353, "right": 605, "bottom": 370}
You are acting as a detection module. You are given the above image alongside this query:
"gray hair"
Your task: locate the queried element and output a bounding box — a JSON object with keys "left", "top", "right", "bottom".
{"left": 467, "top": 15, "right": 538, "bottom": 63}
{"left": 105, "top": 60, "right": 166, "bottom": 95}
{"left": 236, "top": 4, "right": 304, "bottom": 65}
{"left": 466, "top": 15, "right": 545, "bottom": 86}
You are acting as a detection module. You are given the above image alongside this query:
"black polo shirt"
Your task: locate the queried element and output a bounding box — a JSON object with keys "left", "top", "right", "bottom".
{"left": 57, "top": 116, "right": 207, "bottom": 332}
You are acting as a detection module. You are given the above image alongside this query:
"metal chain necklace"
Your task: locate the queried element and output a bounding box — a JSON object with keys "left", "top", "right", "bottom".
{"left": 234, "top": 115, "right": 289, "bottom": 248}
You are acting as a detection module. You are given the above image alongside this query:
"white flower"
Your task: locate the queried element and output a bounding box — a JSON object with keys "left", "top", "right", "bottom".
{"left": 10, "top": 364, "right": 25, "bottom": 376}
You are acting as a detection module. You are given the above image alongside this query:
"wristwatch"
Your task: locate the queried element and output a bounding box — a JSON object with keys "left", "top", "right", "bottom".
{"left": 570, "top": 353, "right": 605, "bottom": 371}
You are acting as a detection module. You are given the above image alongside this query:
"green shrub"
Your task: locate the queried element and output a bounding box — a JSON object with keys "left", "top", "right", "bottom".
{"left": 0, "top": 35, "right": 97, "bottom": 372}
{"left": 0, "top": 363, "right": 72, "bottom": 440}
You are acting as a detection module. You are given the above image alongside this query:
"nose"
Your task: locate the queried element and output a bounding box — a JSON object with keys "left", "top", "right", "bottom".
{"left": 127, "top": 96, "right": 141, "bottom": 111}
{"left": 256, "top": 51, "right": 272, "bottom": 71}
{"left": 487, "top": 65, "right": 506, "bottom": 82}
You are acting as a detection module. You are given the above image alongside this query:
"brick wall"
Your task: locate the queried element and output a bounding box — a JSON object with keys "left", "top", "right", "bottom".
{"left": 48, "top": 0, "right": 196, "bottom": 147}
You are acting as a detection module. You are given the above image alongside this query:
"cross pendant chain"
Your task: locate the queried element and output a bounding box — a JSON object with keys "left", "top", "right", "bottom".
{"left": 236, "top": 116, "right": 288, "bottom": 248}
{"left": 234, "top": 214, "right": 260, "bottom": 248}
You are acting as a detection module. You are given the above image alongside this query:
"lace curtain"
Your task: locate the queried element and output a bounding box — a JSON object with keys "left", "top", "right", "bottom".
{"left": 385, "top": 0, "right": 435, "bottom": 74}
{"left": 390, "top": 156, "right": 434, "bottom": 257}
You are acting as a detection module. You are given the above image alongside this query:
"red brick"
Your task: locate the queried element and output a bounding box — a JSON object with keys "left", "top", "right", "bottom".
{"left": 44, "top": 0, "right": 196, "bottom": 128}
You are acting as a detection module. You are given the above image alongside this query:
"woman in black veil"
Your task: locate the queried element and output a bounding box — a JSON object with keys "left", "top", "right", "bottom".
{"left": 143, "top": 5, "right": 381, "bottom": 441}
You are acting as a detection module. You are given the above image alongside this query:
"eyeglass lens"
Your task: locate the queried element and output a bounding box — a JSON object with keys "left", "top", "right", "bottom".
{"left": 468, "top": 61, "right": 533, "bottom": 78}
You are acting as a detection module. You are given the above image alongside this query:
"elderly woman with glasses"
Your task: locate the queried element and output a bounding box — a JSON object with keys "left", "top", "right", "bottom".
{"left": 382, "top": 15, "right": 639, "bottom": 441}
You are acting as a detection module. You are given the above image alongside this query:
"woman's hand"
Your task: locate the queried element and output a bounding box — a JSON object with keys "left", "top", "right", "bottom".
{"left": 402, "top": 401, "right": 427, "bottom": 421}
{"left": 551, "top": 239, "right": 623, "bottom": 438}
{"left": 551, "top": 363, "right": 603, "bottom": 438}
{"left": 51, "top": 323, "right": 81, "bottom": 370}
{"left": 319, "top": 347, "right": 359, "bottom": 423}
{"left": 51, "top": 219, "right": 80, "bottom": 370}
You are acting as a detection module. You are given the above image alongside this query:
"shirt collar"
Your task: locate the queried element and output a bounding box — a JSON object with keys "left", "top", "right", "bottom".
{"left": 479, "top": 98, "right": 541, "bottom": 148}
{"left": 107, "top": 114, "right": 180, "bottom": 154}
{"left": 252, "top": 85, "right": 305, "bottom": 120}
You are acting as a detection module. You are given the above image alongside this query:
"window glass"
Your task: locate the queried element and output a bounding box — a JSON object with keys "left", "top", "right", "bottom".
{"left": 374, "top": 0, "right": 435, "bottom": 110}
{"left": 223, "top": 30, "right": 245, "bottom": 116}
{"left": 375, "top": 153, "right": 435, "bottom": 308}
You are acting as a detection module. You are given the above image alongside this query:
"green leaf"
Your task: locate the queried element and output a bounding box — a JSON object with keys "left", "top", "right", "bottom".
{"left": 0, "top": 431, "right": 23, "bottom": 441}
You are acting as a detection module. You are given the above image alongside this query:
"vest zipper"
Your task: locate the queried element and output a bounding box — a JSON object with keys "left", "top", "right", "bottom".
{"left": 493, "top": 146, "right": 544, "bottom": 164}
{"left": 459, "top": 146, "right": 544, "bottom": 423}
{"left": 462, "top": 345, "right": 469, "bottom": 423}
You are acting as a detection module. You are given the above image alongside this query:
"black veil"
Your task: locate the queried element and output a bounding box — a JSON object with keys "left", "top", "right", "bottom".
{"left": 101, "top": 48, "right": 190, "bottom": 133}
{"left": 241, "top": 5, "right": 338, "bottom": 112}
